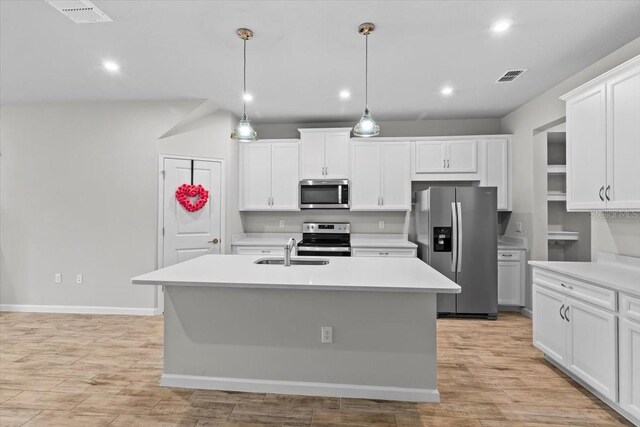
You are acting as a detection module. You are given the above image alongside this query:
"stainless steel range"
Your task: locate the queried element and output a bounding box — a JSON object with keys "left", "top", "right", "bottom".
{"left": 297, "top": 222, "right": 351, "bottom": 257}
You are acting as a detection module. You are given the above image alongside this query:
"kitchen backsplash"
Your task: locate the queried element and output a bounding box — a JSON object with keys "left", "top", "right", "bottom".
{"left": 241, "top": 211, "right": 410, "bottom": 234}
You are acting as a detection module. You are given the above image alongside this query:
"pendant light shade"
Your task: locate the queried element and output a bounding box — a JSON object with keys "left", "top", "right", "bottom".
{"left": 353, "top": 107, "right": 379, "bottom": 137}
{"left": 231, "top": 28, "right": 258, "bottom": 142}
{"left": 230, "top": 113, "right": 257, "bottom": 142}
{"left": 353, "top": 23, "right": 380, "bottom": 137}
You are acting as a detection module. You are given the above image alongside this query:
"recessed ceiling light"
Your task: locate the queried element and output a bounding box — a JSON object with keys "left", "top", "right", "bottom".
{"left": 102, "top": 60, "right": 120, "bottom": 73}
{"left": 339, "top": 90, "right": 351, "bottom": 99}
{"left": 243, "top": 93, "right": 253, "bottom": 102}
{"left": 491, "top": 19, "right": 513, "bottom": 33}
{"left": 440, "top": 86, "right": 454, "bottom": 96}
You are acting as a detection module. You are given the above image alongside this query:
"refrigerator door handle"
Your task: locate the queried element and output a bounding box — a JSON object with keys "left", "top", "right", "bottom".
{"left": 456, "top": 201, "right": 462, "bottom": 272}
{"left": 451, "top": 202, "right": 458, "bottom": 272}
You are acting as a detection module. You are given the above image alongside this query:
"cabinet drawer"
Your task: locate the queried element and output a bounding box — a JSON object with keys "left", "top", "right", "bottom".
{"left": 498, "top": 250, "right": 521, "bottom": 261}
{"left": 533, "top": 269, "right": 617, "bottom": 311}
{"left": 620, "top": 293, "right": 640, "bottom": 323}
{"left": 352, "top": 247, "right": 417, "bottom": 257}
{"left": 233, "top": 247, "right": 285, "bottom": 256}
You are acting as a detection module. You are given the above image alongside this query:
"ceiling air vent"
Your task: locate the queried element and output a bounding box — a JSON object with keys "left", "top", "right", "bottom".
{"left": 496, "top": 69, "right": 527, "bottom": 83}
{"left": 45, "top": 0, "right": 112, "bottom": 23}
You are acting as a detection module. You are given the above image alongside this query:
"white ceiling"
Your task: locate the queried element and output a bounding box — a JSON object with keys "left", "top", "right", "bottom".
{"left": 2, "top": 1, "right": 640, "bottom": 123}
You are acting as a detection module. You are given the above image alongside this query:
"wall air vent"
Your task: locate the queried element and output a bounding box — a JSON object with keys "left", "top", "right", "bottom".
{"left": 496, "top": 69, "right": 527, "bottom": 83}
{"left": 45, "top": 0, "right": 112, "bottom": 23}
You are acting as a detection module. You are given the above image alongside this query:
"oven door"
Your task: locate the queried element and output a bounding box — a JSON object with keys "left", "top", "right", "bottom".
{"left": 296, "top": 246, "right": 351, "bottom": 257}
{"left": 299, "top": 180, "right": 349, "bottom": 209}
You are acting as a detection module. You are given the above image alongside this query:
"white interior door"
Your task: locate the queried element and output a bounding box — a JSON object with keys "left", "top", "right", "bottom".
{"left": 163, "top": 158, "right": 223, "bottom": 267}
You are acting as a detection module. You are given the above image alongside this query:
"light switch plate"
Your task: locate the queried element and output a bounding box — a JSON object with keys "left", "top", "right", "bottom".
{"left": 321, "top": 326, "right": 333, "bottom": 344}
{"left": 379, "top": 221, "right": 385, "bottom": 229}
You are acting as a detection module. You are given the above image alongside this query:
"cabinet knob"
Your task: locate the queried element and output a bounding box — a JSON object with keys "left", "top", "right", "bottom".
{"left": 208, "top": 238, "right": 219, "bottom": 244}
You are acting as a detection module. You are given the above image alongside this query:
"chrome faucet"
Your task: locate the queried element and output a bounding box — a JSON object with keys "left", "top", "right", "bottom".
{"left": 284, "top": 238, "right": 297, "bottom": 267}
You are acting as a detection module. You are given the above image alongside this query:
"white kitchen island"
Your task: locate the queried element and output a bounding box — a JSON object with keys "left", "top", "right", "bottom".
{"left": 132, "top": 254, "right": 460, "bottom": 402}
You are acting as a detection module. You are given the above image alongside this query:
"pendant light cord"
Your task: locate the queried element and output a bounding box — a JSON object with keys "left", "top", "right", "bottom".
{"left": 243, "top": 38, "right": 247, "bottom": 116}
{"left": 365, "top": 33, "right": 368, "bottom": 108}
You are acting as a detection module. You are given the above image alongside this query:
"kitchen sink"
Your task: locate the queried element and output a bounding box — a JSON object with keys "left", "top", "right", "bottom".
{"left": 254, "top": 257, "right": 329, "bottom": 266}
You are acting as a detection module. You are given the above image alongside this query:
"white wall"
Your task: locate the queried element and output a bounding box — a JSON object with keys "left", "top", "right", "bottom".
{"left": 254, "top": 118, "right": 502, "bottom": 140}
{"left": 0, "top": 101, "right": 241, "bottom": 311}
{"left": 500, "top": 37, "right": 640, "bottom": 309}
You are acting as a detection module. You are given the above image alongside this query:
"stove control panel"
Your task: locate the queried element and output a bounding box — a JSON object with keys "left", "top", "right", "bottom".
{"left": 303, "top": 222, "right": 350, "bottom": 234}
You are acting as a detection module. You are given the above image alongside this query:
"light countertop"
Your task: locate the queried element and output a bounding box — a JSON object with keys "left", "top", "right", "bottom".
{"left": 231, "top": 233, "right": 416, "bottom": 249}
{"left": 529, "top": 258, "right": 640, "bottom": 297}
{"left": 231, "top": 233, "right": 302, "bottom": 247}
{"left": 132, "top": 254, "right": 460, "bottom": 293}
{"left": 351, "top": 234, "right": 417, "bottom": 249}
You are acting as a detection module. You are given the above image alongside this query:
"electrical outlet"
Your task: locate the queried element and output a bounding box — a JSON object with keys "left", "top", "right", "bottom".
{"left": 516, "top": 222, "right": 523, "bottom": 233}
{"left": 76, "top": 274, "right": 83, "bottom": 284}
{"left": 54, "top": 273, "right": 61, "bottom": 284}
{"left": 279, "top": 220, "right": 285, "bottom": 228}
{"left": 378, "top": 221, "right": 385, "bottom": 229}
{"left": 321, "top": 326, "right": 333, "bottom": 344}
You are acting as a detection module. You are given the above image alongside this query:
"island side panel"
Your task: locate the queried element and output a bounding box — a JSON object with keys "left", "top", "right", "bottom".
{"left": 163, "top": 285, "right": 438, "bottom": 401}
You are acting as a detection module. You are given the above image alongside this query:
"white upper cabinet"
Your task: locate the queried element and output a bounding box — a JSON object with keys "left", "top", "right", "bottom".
{"left": 447, "top": 140, "right": 477, "bottom": 172}
{"left": 240, "top": 143, "right": 272, "bottom": 210}
{"left": 562, "top": 55, "right": 640, "bottom": 211}
{"left": 351, "top": 140, "right": 411, "bottom": 211}
{"left": 240, "top": 140, "right": 300, "bottom": 211}
{"left": 606, "top": 66, "right": 640, "bottom": 210}
{"left": 566, "top": 86, "right": 607, "bottom": 210}
{"left": 270, "top": 143, "right": 300, "bottom": 210}
{"left": 481, "top": 138, "right": 512, "bottom": 211}
{"left": 415, "top": 140, "right": 447, "bottom": 172}
{"left": 299, "top": 128, "right": 350, "bottom": 179}
{"left": 324, "top": 131, "right": 351, "bottom": 179}
{"left": 415, "top": 139, "right": 477, "bottom": 173}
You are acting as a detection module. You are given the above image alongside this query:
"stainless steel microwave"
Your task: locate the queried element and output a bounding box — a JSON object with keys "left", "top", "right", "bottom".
{"left": 299, "top": 180, "right": 349, "bottom": 209}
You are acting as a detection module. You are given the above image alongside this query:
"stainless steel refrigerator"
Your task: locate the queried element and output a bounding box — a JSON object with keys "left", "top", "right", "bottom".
{"left": 414, "top": 187, "right": 498, "bottom": 319}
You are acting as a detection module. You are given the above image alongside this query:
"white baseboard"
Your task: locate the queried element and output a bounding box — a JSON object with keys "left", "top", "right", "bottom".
{"left": 161, "top": 373, "right": 440, "bottom": 403}
{"left": 0, "top": 304, "right": 161, "bottom": 316}
{"left": 520, "top": 307, "right": 532, "bottom": 318}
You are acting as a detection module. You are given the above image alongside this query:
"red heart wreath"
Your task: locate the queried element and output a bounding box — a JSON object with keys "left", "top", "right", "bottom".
{"left": 175, "top": 184, "right": 210, "bottom": 212}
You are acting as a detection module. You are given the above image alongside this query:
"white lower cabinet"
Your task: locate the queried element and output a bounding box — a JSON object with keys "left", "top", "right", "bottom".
{"left": 533, "top": 282, "right": 618, "bottom": 401}
{"left": 620, "top": 294, "right": 640, "bottom": 420}
{"left": 497, "top": 249, "right": 524, "bottom": 306}
{"left": 531, "top": 266, "right": 640, "bottom": 424}
{"left": 565, "top": 297, "right": 617, "bottom": 401}
{"left": 533, "top": 284, "right": 567, "bottom": 364}
{"left": 352, "top": 247, "right": 417, "bottom": 258}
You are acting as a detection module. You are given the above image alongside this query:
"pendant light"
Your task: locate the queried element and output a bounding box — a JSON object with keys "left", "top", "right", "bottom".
{"left": 353, "top": 22, "right": 380, "bottom": 137}
{"left": 231, "top": 28, "right": 258, "bottom": 142}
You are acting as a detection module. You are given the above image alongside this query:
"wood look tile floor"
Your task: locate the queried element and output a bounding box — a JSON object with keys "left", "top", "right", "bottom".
{"left": 0, "top": 312, "right": 632, "bottom": 426}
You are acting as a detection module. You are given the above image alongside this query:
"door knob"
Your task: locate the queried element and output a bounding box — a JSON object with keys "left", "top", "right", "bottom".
{"left": 208, "top": 238, "right": 219, "bottom": 244}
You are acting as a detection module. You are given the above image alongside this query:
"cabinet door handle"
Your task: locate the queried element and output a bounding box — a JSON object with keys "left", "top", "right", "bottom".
{"left": 605, "top": 185, "right": 610, "bottom": 201}
{"left": 447, "top": 159, "right": 450, "bottom": 168}
{"left": 559, "top": 304, "right": 565, "bottom": 320}
{"left": 560, "top": 282, "right": 573, "bottom": 290}
{"left": 381, "top": 196, "right": 384, "bottom": 206}
{"left": 501, "top": 254, "right": 513, "bottom": 257}
{"left": 564, "top": 306, "right": 570, "bottom": 322}
{"left": 599, "top": 186, "right": 604, "bottom": 201}
{"left": 261, "top": 250, "right": 270, "bottom": 254}
{"left": 379, "top": 252, "right": 389, "bottom": 256}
